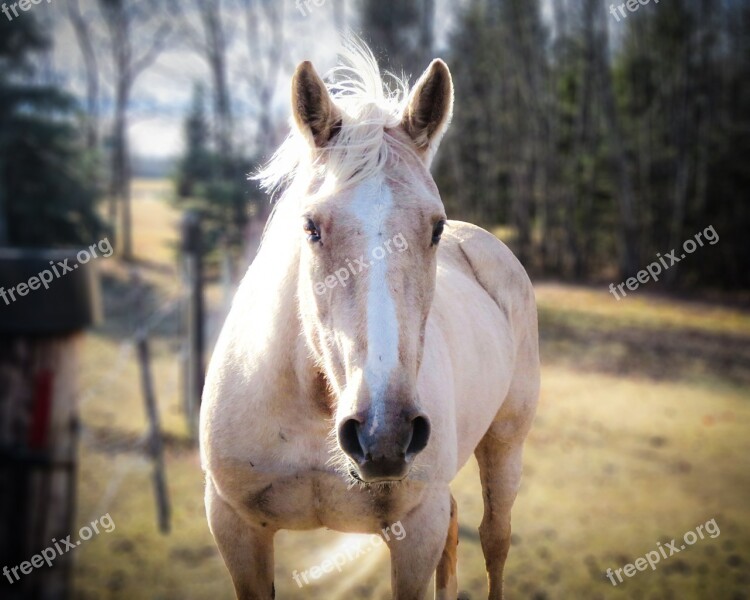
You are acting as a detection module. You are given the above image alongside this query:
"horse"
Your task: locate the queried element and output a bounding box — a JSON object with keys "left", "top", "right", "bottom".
{"left": 200, "top": 42, "right": 540, "bottom": 600}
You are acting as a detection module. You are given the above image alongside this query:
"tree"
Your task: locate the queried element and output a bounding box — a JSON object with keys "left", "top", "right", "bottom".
{"left": 358, "top": 0, "right": 432, "bottom": 79}
{"left": 0, "top": 14, "right": 103, "bottom": 248}
{"left": 169, "top": 0, "right": 256, "bottom": 246}
{"left": 98, "top": 0, "right": 173, "bottom": 261}
{"left": 177, "top": 84, "right": 214, "bottom": 199}
{"left": 174, "top": 82, "right": 253, "bottom": 254}
{"left": 434, "top": 0, "right": 548, "bottom": 268}
{"left": 241, "top": 0, "right": 286, "bottom": 153}
{"left": 66, "top": 0, "right": 100, "bottom": 153}
{"left": 170, "top": 0, "right": 235, "bottom": 162}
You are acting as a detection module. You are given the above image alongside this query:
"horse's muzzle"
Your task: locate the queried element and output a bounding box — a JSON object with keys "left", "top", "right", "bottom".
{"left": 337, "top": 412, "right": 431, "bottom": 483}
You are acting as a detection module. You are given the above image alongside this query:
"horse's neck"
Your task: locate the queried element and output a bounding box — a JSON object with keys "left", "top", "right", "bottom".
{"left": 236, "top": 234, "right": 318, "bottom": 400}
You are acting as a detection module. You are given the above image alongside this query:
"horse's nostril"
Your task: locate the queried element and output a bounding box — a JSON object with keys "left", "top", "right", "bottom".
{"left": 407, "top": 415, "right": 431, "bottom": 457}
{"left": 338, "top": 419, "right": 365, "bottom": 463}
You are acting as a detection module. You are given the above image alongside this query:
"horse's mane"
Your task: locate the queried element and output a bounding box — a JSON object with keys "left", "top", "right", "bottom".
{"left": 255, "top": 39, "right": 414, "bottom": 204}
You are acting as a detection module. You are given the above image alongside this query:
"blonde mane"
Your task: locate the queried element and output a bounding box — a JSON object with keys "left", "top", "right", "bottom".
{"left": 255, "top": 39, "right": 417, "bottom": 204}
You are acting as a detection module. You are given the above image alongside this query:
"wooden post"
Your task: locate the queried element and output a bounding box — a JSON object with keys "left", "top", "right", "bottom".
{"left": 0, "top": 249, "right": 99, "bottom": 600}
{"left": 181, "top": 212, "right": 204, "bottom": 437}
{"left": 136, "top": 335, "right": 170, "bottom": 534}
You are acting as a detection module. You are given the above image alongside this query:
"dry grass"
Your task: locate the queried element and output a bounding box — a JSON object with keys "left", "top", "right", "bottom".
{"left": 72, "top": 183, "right": 750, "bottom": 599}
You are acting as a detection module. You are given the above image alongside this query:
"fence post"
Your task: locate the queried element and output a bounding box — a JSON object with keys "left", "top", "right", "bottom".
{"left": 136, "top": 335, "right": 170, "bottom": 534}
{"left": 0, "top": 248, "right": 100, "bottom": 600}
{"left": 181, "top": 212, "right": 204, "bottom": 438}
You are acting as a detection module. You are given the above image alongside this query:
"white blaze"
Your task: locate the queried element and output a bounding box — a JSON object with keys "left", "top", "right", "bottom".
{"left": 349, "top": 176, "right": 398, "bottom": 434}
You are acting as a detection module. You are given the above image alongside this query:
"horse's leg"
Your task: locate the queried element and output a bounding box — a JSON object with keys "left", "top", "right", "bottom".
{"left": 435, "top": 494, "right": 459, "bottom": 600}
{"left": 205, "top": 479, "right": 275, "bottom": 600}
{"left": 388, "top": 489, "right": 451, "bottom": 600}
{"left": 474, "top": 431, "right": 526, "bottom": 600}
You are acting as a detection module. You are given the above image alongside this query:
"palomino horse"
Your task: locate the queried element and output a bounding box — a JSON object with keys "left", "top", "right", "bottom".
{"left": 201, "top": 43, "right": 539, "bottom": 600}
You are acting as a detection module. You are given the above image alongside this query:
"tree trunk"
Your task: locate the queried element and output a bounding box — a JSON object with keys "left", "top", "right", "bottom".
{"left": 111, "top": 84, "right": 131, "bottom": 260}
{"left": 198, "top": 0, "right": 233, "bottom": 162}
{"left": 420, "top": 0, "right": 435, "bottom": 64}
{"left": 593, "top": 0, "right": 639, "bottom": 278}
{"left": 0, "top": 154, "right": 7, "bottom": 246}
{"left": 67, "top": 0, "right": 99, "bottom": 152}
{"left": 100, "top": 0, "right": 170, "bottom": 262}
{"left": 665, "top": 21, "right": 694, "bottom": 286}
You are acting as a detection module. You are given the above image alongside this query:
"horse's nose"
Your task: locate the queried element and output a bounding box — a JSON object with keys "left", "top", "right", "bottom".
{"left": 337, "top": 413, "right": 431, "bottom": 482}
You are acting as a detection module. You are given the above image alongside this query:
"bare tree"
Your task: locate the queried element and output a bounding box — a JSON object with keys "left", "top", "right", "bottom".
{"left": 591, "top": 0, "right": 639, "bottom": 277}
{"left": 66, "top": 0, "right": 100, "bottom": 152}
{"left": 420, "top": 0, "right": 435, "bottom": 63}
{"left": 169, "top": 0, "right": 236, "bottom": 163}
{"left": 98, "top": 0, "right": 173, "bottom": 261}
{"left": 501, "top": 0, "right": 547, "bottom": 268}
{"left": 196, "top": 0, "right": 234, "bottom": 160}
{"left": 241, "top": 0, "right": 285, "bottom": 152}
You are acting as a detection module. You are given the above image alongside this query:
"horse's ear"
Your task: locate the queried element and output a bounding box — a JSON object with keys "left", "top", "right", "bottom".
{"left": 401, "top": 59, "right": 454, "bottom": 165}
{"left": 291, "top": 61, "right": 341, "bottom": 148}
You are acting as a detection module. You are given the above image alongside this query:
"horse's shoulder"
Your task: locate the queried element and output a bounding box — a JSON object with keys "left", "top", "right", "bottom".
{"left": 440, "top": 220, "right": 536, "bottom": 314}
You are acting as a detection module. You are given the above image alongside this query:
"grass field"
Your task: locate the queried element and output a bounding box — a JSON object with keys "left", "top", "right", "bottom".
{"left": 72, "top": 180, "right": 750, "bottom": 599}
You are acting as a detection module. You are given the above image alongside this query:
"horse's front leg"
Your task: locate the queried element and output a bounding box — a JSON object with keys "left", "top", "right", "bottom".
{"left": 388, "top": 487, "right": 451, "bottom": 600}
{"left": 205, "top": 478, "right": 275, "bottom": 600}
{"left": 474, "top": 434, "right": 526, "bottom": 600}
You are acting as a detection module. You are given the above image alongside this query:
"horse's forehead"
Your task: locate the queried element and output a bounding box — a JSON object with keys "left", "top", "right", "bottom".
{"left": 339, "top": 170, "right": 437, "bottom": 226}
{"left": 347, "top": 175, "right": 393, "bottom": 224}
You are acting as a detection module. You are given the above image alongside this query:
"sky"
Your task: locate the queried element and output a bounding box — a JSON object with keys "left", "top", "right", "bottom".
{"left": 32, "top": 0, "right": 337, "bottom": 160}
{"left": 38, "top": 0, "right": 456, "bottom": 162}
{"left": 38, "top": 0, "right": 557, "bottom": 161}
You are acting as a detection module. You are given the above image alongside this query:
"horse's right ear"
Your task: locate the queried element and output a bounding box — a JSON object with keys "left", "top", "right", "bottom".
{"left": 291, "top": 61, "right": 341, "bottom": 148}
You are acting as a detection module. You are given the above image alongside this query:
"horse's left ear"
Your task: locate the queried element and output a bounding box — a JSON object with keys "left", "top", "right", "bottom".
{"left": 401, "top": 59, "right": 454, "bottom": 166}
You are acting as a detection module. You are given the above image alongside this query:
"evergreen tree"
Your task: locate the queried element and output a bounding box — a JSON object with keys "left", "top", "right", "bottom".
{"left": 0, "top": 14, "right": 103, "bottom": 248}
{"left": 174, "top": 83, "right": 255, "bottom": 253}
{"left": 432, "top": 0, "right": 749, "bottom": 288}
{"left": 176, "top": 84, "right": 213, "bottom": 199}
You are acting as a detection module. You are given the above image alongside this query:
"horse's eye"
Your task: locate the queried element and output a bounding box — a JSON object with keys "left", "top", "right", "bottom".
{"left": 432, "top": 220, "right": 446, "bottom": 246}
{"left": 304, "top": 218, "right": 321, "bottom": 243}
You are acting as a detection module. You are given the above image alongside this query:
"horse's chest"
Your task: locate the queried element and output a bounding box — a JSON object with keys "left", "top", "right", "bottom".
{"left": 240, "top": 471, "right": 418, "bottom": 533}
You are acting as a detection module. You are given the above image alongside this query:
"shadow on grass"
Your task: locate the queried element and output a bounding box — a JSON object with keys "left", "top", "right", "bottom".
{"left": 539, "top": 307, "right": 750, "bottom": 386}
{"left": 95, "top": 269, "right": 183, "bottom": 342}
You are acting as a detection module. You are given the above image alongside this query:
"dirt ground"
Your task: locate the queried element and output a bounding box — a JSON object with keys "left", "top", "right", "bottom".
{"left": 72, "top": 181, "right": 750, "bottom": 599}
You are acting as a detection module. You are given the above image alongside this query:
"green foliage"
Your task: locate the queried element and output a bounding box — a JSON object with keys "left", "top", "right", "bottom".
{"left": 0, "top": 15, "right": 104, "bottom": 248}
{"left": 435, "top": 1, "right": 509, "bottom": 225}
{"left": 613, "top": 1, "right": 750, "bottom": 287}
{"left": 174, "top": 84, "right": 259, "bottom": 253}
{"left": 176, "top": 84, "right": 213, "bottom": 199}
{"left": 434, "top": 0, "right": 750, "bottom": 289}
